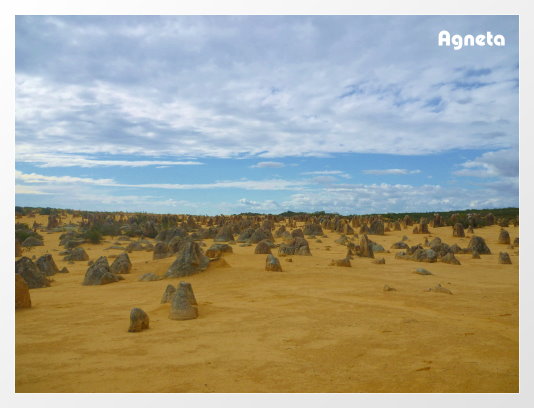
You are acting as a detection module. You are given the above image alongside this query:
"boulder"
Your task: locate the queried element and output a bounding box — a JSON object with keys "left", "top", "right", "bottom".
{"left": 128, "top": 308, "right": 149, "bottom": 332}
{"left": 368, "top": 220, "right": 384, "bottom": 235}
{"left": 153, "top": 242, "right": 170, "bottom": 260}
{"left": 414, "top": 268, "right": 432, "bottom": 275}
{"left": 391, "top": 241, "right": 409, "bottom": 249}
{"left": 254, "top": 240, "right": 272, "bottom": 255}
{"left": 179, "top": 282, "right": 198, "bottom": 309}
{"left": 370, "top": 242, "right": 386, "bottom": 253}
{"left": 22, "top": 236, "right": 44, "bottom": 247}
{"left": 161, "top": 284, "right": 177, "bottom": 303}
{"left": 36, "top": 254, "right": 60, "bottom": 276}
{"left": 155, "top": 228, "right": 188, "bottom": 243}
{"left": 165, "top": 241, "right": 210, "bottom": 278}
{"left": 169, "top": 285, "right": 198, "bottom": 320}
{"left": 126, "top": 241, "right": 145, "bottom": 252}
{"left": 426, "top": 283, "right": 453, "bottom": 295}
{"left": 236, "top": 228, "right": 255, "bottom": 243}
{"left": 303, "top": 223, "right": 323, "bottom": 236}
{"left": 138, "top": 273, "right": 163, "bottom": 282}
{"left": 15, "top": 241, "right": 22, "bottom": 257}
{"left": 357, "top": 234, "right": 374, "bottom": 258}
{"left": 278, "top": 237, "right": 312, "bottom": 256}
{"left": 206, "top": 243, "right": 233, "bottom": 258}
{"left": 467, "top": 236, "right": 491, "bottom": 255}
{"left": 330, "top": 258, "right": 351, "bottom": 267}
{"left": 249, "top": 228, "right": 274, "bottom": 244}
{"left": 15, "top": 274, "right": 32, "bottom": 309}
{"left": 441, "top": 252, "right": 461, "bottom": 265}
{"left": 214, "top": 226, "right": 234, "bottom": 242}
{"left": 64, "top": 247, "right": 89, "bottom": 262}
{"left": 498, "top": 252, "right": 512, "bottom": 264}
{"left": 411, "top": 248, "right": 437, "bottom": 263}
{"left": 498, "top": 229, "right": 511, "bottom": 245}
{"left": 15, "top": 257, "right": 50, "bottom": 289}
{"left": 452, "top": 223, "right": 465, "bottom": 238}
{"left": 82, "top": 256, "right": 124, "bottom": 285}
{"left": 110, "top": 252, "right": 132, "bottom": 274}
{"left": 265, "top": 254, "right": 283, "bottom": 272}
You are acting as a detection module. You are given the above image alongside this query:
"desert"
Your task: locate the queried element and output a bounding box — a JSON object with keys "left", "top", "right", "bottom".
{"left": 15, "top": 210, "right": 518, "bottom": 393}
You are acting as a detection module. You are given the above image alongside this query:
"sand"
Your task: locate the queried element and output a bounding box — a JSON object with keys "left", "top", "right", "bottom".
{"left": 15, "top": 215, "right": 519, "bottom": 392}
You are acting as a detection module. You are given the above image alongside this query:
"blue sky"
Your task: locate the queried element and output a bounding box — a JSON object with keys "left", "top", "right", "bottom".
{"left": 15, "top": 15, "right": 518, "bottom": 215}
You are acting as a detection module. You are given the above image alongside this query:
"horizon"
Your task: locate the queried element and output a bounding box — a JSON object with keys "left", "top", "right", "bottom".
{"left": 15, "top": 15, "right": 519, "bottom": 215}
{"left": 14, "top": 204, "right": 519, "bottom": 218}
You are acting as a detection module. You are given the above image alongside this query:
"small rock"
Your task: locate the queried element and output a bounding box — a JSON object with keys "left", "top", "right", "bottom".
{"left": 161, "top": 284, "right": 177, "bottom": 303}
{"left": 128, "top": 308, "right": 149, "bottom": 332}
{"left": 329, "top": 258, "right": 351, "bottom": 267}
{"left": 15, "top": 274, "right": 32, "bottom": 309}
{"left": 138, "top": 272, "right": 162, "bottom": 282}
{"left": 498, "top": 252, "right": 512, "bottom": 264}
{"left": 266, "top": 254, "right": 283, "bottom": 271}
{"left": 169, "top": 285, "right": 198, "bottom": 320}
{"left": 426, "top": 283, "right": 453, "bottom": 295}
{"left": 414, "top": 268, "right": 432, "bottom": 275}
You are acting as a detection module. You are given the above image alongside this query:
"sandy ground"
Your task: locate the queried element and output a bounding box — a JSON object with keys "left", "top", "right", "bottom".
{"left": 15, "top": 215, "right": 518, "bottom": 392}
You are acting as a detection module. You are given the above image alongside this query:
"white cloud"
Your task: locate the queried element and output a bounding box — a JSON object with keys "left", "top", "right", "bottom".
{"left": 363, "top": 169, "right": 421, "bottom": 175}
{"left": 454, "top": 149, "right": 518, "bottom": 178}
{"left": 15, "top": 170, "right": 309, "bottom": 191}
{"left": 301, "top": 170, "right": 344, "bottom": 175}
{"left": 15, "top": 151, "right": 203, "bottom": 168}
{"left": 15, "top": 170, "right": 116, "bottom": 186}
{"left": 15, "top": 16, "right": 518, "bottom": 161}
{"left": 250, "top": 161, "right": 285, "bottom": 168}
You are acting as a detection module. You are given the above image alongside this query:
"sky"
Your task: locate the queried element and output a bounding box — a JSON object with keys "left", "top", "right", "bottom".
{"left": 15, "top": 15, "right": 519, "bottom": 215}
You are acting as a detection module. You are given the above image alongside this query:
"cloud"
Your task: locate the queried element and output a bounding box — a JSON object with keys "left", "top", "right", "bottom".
{"left": 16, "top": 16, "right": 518, "bottom": 161}
{"left": 15, "top": 170, "right": 116, "bottom": 185}
{"left": 454, "top": 149, "right": 518, "bottom": 178}
{"left": 363, "top": 169, "right": 421, "bottom": 175}
{"left": 237, "top": 198, "right": 281, "bottom": 211}
{"left": 279, "top": 182, "right": 517, "bottom": 214}
{"left": 301, "top": 170, "right": 344, "bottom": 175}
{"left": 250, "top": 161, "right": 285, "bottom": 168}
{"left": 311, "top": 175, "right": 338, "bottom": 184}
{"left": 15, "top": 185, "right": 53, "bottom": 195}
{"left": 301, "top": 169, "right": 351, "bottom": 180}
{"left": 15, "top": 151, "right": 203, "bottom": 168}
{"left": 15, "top": 170, "right": 309, "bottom": 191}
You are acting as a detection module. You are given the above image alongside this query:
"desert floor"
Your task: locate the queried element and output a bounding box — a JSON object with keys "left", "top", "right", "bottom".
{"left": 15, "top": 215, "right": 518, "bottom": 393}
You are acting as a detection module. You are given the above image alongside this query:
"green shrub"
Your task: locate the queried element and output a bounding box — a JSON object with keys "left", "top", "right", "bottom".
{"left": 84, "top": 229, "right": 103, "bottom": 244}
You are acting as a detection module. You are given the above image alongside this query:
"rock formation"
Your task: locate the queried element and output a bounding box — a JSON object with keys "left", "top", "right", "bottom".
{"left": 498, "top": 252, "right": 512, "bottom": 264}
{"left": 467, "top": 236, "right": 491, "bottom": 255}
{"left": 36, "top": 254, "right": 60, "bottom": 276}
{"left": 16, "top": 257, "right": 50, "bottom": 289}
{"left": 128, "top": 308, "right": 149, "bottom": 332}
{"left": 265, "top": 254, "right": 283, "bottom": 271}
{"left": 82, "top": 256, "right": 124, "bottom": 285}
{"left": 498, "top": 229, "right": 511, "bottom": 245}
{"left": 110, "top": 253, "right": 132, "bottom": 274}
{"left": 15, "top": 274, "right": 32, "bottom": 309}
{"left": 169, "top": 284, "right": 198, "bottom": 320}
{"left": 165, "top": 241, "right": 210, "bottom": 278}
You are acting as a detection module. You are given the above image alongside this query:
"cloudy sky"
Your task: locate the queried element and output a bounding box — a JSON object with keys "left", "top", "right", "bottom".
{"left": 15, "top": 15, "right": 518, "bottom": 215}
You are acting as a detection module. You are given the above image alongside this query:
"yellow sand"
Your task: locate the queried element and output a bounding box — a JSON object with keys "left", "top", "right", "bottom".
{"left": 15, "top": 215, "right": 518, "bottom": 392}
